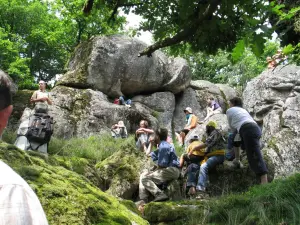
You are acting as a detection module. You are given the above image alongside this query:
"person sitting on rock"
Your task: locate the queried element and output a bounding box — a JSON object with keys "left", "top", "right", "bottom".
{"left": 266, "top": 56, "right": 276, "bottom": 69}
{"left": 187, "top": 120, "right": 225, "bottom": 198}
{"left": 200, "top": 97, "right": 222, "bottom": 123}
{"left": 0, "top": 70, "right": 48, "bottom": 224}
{"left": 135, "top": 120, "right": 155, "bottom": 153}
{"left": 179, "top": 135, "right": 205, "bottom": 168}
{"left": 177, "top": 107, "right": 198, "bottom": 146}
{"left": 111, "top": 120, "right": 128, "bottom": 138}
{"left": 30, "top": 80, "right": 52, "bottom": 113}
{"left": 226, "top": 97, "right": 268, "bottom": 184}
{"left": 138, "top": 127, "right": 180, "bottom": 204}
{"left": 119, "top": 95, "right": 132, "bottom": 107}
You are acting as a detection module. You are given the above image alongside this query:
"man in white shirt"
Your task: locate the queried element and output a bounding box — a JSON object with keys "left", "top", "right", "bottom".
{"left": 0, "top": 70, "right": 48, "bottom": 224}
{"left": 226, "top": 97, "right": 268, "bottom": 184}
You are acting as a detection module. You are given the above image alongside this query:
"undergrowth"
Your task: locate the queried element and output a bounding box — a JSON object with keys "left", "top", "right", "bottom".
{"left": 205, "top": 173, "right": 300, "bottom": 225}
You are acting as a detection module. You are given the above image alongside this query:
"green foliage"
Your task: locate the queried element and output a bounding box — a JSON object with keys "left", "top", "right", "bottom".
{"left": 206, "top": 173, "right": 300, "bottom": 225}
{"left": 0, "top": 0, "right": 125, "bottom": 86}
{"left": 167, "top": 40, "right": 279, "bottom": 90}
{"left": 48, "top": 134, "right": 134, "bottom": 162}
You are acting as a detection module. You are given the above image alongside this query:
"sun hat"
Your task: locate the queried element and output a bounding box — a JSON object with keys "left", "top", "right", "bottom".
{"left": 183, "top": 107, "right": 193, "bottom": 114}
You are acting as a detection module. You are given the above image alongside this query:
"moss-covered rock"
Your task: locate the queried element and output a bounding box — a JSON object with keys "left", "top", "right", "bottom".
{"left": 144, "top": 201, "right": 206, "bottom": 224}
{"left": 96, "top": 141, "right": 152, "bottom": 200}
{"left": 0, "top": 141, "right": 149, "bottom": 225}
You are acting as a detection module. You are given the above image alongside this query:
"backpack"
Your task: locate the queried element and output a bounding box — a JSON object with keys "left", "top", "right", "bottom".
{"left": 26, "top": 113, "right": 54, "bottom": 144}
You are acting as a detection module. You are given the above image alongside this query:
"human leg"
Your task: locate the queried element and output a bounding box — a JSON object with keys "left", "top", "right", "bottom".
{"left": 196, "top": 156, "right": 224, "bottom": 191}
{"left": 141, "top": 167, "right": 180, "bottom": 198}
{"left": 240, "top": 123, "right": 268, "bottom": 184}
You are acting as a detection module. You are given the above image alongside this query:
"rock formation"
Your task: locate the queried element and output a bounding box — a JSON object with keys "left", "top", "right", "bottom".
{"left": 243, "top": 65, "right": 300, "bottom": 177}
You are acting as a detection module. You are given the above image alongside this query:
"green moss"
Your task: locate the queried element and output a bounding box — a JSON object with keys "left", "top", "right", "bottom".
{"left": 151, "top": 110, "right": 161, "bottom": 119}
{"left": 0, "top": 141, "right": 149, "bottom": 225}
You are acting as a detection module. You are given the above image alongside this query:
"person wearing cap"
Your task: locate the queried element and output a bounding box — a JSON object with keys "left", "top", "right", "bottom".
{"left": 188, "top": 120, "right": 226, "bottom": 198}
{"left": 226, "top": 97, "right": 268, "bottom": 184}
{"left": 111, "top": 120, "right": 128, "bottom": 138}
{"left": 0, "top": 70, "right": 49, "bottom": 224}
{"left": 30, "top": 80, "right": 52, "bottom": 113}
{"left": 178, "top": 107, "right": 198, "bottom": 146}
{"left": 179, "top": 135, "right": 205, "bottom": 168}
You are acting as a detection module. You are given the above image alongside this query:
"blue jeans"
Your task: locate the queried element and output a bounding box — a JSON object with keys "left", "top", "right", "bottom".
{"left": 196, "top": 155, "right": 224, "bottom": 191}
{"left": 119, "top": 96, "right": 125, "bottom": 105}
{"left": 186, "top": 163, "right": 200, "bottom": 187}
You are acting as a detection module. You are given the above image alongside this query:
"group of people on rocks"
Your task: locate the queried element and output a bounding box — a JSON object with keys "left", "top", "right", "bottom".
{"left": 134, "top": 96, "right": 268, "bottom": 210}
{"left": 266, "top": 49, "right": 288, "bottom": 69}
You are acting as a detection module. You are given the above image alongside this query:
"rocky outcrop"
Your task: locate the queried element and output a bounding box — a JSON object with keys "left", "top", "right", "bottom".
{"left": 132, "top": 92, "right": 175, "bottom": 132}
{"left": 0, "top": 142, "right": 149, "bottom": 225}
{"left": 48, "top": 86, "right": 158, "bottom": 138}
{"left": 58, "top": 35, "right": 191, "bottom": 97}
{"left": 243, "top": 65, "right": 300, "bottom": 177}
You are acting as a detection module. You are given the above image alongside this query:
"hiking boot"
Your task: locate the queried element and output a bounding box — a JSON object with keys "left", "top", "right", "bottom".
{"left": 233, "top": 159, "right": 244, "bottom": 169}
{"left": 195, "top": 190, "right": 209, "bottom": 200}
{"left": 153, "top": 192, "right": 169, "bottom": 202}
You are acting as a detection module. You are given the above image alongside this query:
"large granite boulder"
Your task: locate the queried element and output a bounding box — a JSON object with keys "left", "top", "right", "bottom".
{"left": 132, "top": 92, "right": 175, "bottom": 132}
{"left": 173, "top": 82, "right": 238, "bottom": 133}
{"left": 48, "top": 85, "right": 157, "bottom": 138}
{"left": 58, "top": 35, "right": 191, "bottom": 97}
{"left": 190, "top": 80, "right": 238, "bottom": 113}
{"left": 243, "top": 65, "right": 300, "bottom": 177}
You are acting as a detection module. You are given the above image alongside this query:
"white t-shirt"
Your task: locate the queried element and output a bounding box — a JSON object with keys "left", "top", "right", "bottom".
{"left": 226, "top": 106, "right": 256, "bottom": 132}
{"left": 32, "top": 90, "right": 50, "bottom": 105}
{"left": 0, "top": 161, "right": 48, "bottom": 225}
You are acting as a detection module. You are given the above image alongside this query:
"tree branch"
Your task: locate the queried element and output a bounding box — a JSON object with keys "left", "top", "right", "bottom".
{"left": 138, "top": 0, "right": 221, "bottom": 57}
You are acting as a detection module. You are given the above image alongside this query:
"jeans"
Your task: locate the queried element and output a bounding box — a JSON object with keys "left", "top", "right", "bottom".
{"left": 186, "top": 163, "right": 200, "bottom": 187}
{"left": 196, "top": 155, "right": 224, "bottom": 191}
{"left": 240, "top": 123, "right": 268, "bottom": 176}
{"left": 119, "top": 96, "right": 125, "bottom": 105}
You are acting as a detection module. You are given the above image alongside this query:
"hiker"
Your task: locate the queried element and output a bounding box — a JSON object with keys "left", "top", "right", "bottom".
{"left": 111, "top": 120, "right": 128, "bottom": 138}
{"left": 179, "top": 135, "right": 205, "bottom": 168}
{"left": 30, "top": 80, "right": 52, "bottom": 113}
{"left": 226, "top": 97, "right": 268, "bottom": 184}
{"left": 136, "top": 120, "right": 155, "bottom": 153}
{"left": 187, "top": 120, "right": 226, "bottom": 198}
{"left": 200, "top": 97, "right": 222, "bottom": 123}
{"left": 138, "top": 128, "right": 180, "bottom": 204}
{"left": 177, "top": 107, "right": 198, "bottom": 146}
{"left": 15, "top": 81, "right": 53, "bottom": 153}
{"left": 266, "top": 56, "right": 276, "bottom": 69}
{"left": 0, "top": 70, "right": 48, "bottom": 224}
{"left": 119, "top": 96, "right": 132, "bottom": 107}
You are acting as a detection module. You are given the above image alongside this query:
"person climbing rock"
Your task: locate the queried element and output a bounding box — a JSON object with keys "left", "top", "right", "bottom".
{"left": 226, "top": 97, "right": 268, "bottom": 184}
